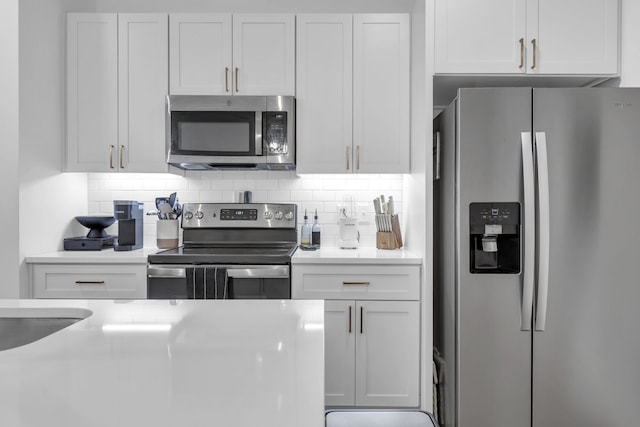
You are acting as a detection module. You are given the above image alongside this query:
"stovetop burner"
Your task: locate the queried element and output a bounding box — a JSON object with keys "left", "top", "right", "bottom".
{"left": 149, "top": 244, "right": 298, "bottom": 265}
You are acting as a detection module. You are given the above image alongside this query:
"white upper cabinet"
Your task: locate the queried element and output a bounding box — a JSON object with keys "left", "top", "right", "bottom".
{"left": 169, "top": 14, "right": 231, "bottom": 95}
{"left": 66, "top": 13, "right": 168, "bottom": 173}
{"left": 169, "top": 14, "right": 295, "bottom": 95}
{"left": 296, "top": 14, "right": 353, "bottom": 173}
{"left": 435, "top": 0, "right": 619, "bottom": 75}
{"left": 353, "top": 14, "right": 410, "bottom": 173}
{"left": 232, "top": 14, "right": 295, "bottom": 95}
{"left": 118, "top": 14, "right": 169, "bottom": 172}
{"left": 529, "top": 0, "right": 619, "bottom": 74}
{"left": 67, "top": 14, "right": 118, "bottom": 172}
{"left": 296, "top": 14, "right": 410, "bottom": 174}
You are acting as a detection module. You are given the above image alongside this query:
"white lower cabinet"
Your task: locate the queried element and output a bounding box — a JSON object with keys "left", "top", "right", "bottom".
{"left": 325, "top": 299, "right": 420, "bottom": 407}
{"left": 293, "top": 263, "right": 420, "bottom": 408}
{"left": 31, "top": 264, "right": 147, "bottom": 299}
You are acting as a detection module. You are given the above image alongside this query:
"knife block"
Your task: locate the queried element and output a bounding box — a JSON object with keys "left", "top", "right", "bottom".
{"left": 376, "top": 215, "right": 403, "bottom": 250}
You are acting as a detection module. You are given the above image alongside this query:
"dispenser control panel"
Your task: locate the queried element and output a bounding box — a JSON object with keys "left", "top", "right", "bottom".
{"left": 469, "top": 202, "right": 521, "bottom": 274}
{"left": 469, "top": 202, "right": 520, "bottom": 234}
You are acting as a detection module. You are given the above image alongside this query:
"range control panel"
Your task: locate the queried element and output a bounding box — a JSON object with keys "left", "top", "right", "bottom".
{"left": 181, "top": 203, "right": 297, "bottom": 229}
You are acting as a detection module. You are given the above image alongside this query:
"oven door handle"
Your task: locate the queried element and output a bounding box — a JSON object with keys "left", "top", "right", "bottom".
{"left": 147, "top": 267, "right": 187, "bottom": 279}
{"left": 226, "top": 266, "right": 289, "bottom": 279}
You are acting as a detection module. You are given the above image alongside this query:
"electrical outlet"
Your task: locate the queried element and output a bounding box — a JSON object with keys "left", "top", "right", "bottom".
{"left": 357, "top": 203, "right": 370, "bottom": 225}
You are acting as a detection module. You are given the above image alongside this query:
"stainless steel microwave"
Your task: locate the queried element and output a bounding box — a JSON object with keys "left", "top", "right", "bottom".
{"left": 166, "top": 95, "right": 295, "bottom": 170}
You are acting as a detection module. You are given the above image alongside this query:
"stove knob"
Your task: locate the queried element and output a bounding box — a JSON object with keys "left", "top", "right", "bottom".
{"left": 274, "top": 211, "right": 284, "bottom": 220}
{"left": 195, "top": 211, "right": 204, "bottom": 220}
{"left": 184, "top": 211, "right": 193, "bottom": 220}
{"left": 284, "top": 211, "right": 294, "bottom": 221}
{"left": 263, "top": 211, "right": 273, "bottom": 220}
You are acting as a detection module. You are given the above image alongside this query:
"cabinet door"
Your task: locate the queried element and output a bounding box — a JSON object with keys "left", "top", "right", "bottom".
{"left": 353, "top": 14, "right": 410, "bottom": 173}
{"left": 325, "top": 300, "right": 356, "bottom": 406}
{"left": 118, "top": 14, "right": 168, "bottom": 173}
{"left": 355, "top": 300, "right": 420, "bottom": 407}
{"left": 435, "top": 0, "right": 526, "bottom": 74}
{"left": 66, "top": 13, "right": 118, "bottom": 172}
{"left": 527, "top": 0, "right": 618, "bottom": 74}
{"left": 296, "top": 14, "right": 353, "bottom": 173}
{"left": 169, "top": 14, "right": 232, "bottom": 95}
{"left": 232, "top": 14, "right": 295, "bottom": 96}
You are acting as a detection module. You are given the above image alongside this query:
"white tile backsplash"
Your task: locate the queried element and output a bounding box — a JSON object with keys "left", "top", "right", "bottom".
{"left": 88, "top": 172, "right": 404, "bottom": 248}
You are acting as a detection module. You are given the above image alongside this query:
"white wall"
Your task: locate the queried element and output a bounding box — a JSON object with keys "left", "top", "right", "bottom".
{"left": 18, "top": 0, "right": 89, "bottom": 296}
{"left": 0, "top": 0, "right": 20, "bottom": 298}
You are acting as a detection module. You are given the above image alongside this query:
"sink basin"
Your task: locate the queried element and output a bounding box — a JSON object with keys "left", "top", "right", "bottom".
{"left": 0, "top": 307, "right": 92, "bottom": 351}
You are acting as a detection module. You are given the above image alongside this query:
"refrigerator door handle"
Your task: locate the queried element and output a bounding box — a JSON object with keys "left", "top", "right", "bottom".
{"left": 534, "top": 131, "right": 551, "bottom": 331}
{"left": 521, "top": 132, "right": 535, "bottom": 331}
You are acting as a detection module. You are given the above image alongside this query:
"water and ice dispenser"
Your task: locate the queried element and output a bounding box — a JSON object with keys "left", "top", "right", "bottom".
{"left": 469, "top": 202, "right": 520, "bottom": 274}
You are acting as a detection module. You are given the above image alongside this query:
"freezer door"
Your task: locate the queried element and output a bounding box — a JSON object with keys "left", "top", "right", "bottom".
{"left": 456, "top": 88, "right": 532, "bottom": 427}
{"left": 533, "top": 88, "right": 640, "bottom": 427}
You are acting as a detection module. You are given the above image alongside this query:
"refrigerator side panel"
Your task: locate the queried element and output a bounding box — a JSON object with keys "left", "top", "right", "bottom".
{"left": 457, "top": 88, "right": 532, "bottom": 427}
{"left": 433, "top": 101, "right": 457, "bottom": 427}
{"left": 533, "top": 88, "right": 640, "bottom": 427}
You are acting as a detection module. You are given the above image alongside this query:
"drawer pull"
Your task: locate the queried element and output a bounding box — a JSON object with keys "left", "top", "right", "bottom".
{"left": 360, "top": 306, "right": 364, "bottom": 334}
{"left": 75, "top": 281, "right": 105, "bottom": 285}
{"left": 342, "top": 281, "right": 370, "bottom": 285}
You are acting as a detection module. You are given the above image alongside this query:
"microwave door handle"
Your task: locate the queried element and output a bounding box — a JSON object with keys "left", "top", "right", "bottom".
{"left": 256, "top": 112, "right": 263, "bottom": 155}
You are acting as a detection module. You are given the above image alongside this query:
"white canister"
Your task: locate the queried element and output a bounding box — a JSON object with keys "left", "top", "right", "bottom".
{"left": 156, "top": 219, "right": 179, "bottom": 249}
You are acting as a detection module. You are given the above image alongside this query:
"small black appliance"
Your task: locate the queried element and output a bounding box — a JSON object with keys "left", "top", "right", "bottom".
{"left": 63, "top": 216, "right": 116, "bottom": 251}
{"left": 114, "top": 200, "right": 144, "bottom": 251}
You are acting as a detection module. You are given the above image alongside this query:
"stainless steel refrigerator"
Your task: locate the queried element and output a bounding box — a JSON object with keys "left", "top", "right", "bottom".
{"left": 433, "top": 87, "right": 640, "bottom": 427}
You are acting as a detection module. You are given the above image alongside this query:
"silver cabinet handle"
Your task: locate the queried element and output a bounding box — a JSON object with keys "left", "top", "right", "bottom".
{"left": 109, "top": 145, "right": 115, "bottom": 169}
{"left": 531, "top": 38, "right": 537, "bottom": 69}
{"left": 226, "top": 266, "right": 289, "bottom": 279}
{"left": 342, "top": 281, "right": 370, "bottom": 285}
{"left": 521, "top": 132, "right": 535, "bottom": 331}
{"left": 360, "top": 306, "right": 364, "bottom": 334}
{"left": 235, "top": 67, "right": 239, "bottom": 92}
{"left": 519, "top": 38, "right": 524, "bottom": 69}
{"left": 120, "top": 145, "right": 125, "bottom": 169}
{"left": 75, "top": 280, "right": 105, "bottom": 285}
{"left": 225, "top": 67, "right": 229, "bottom": 92}
{"left": 534, "top": 132, "right": 550, "bottom": 331}
{"left": 346, "top": 146, "right": 350, "bottom": 170}
{"left": 348, "top": 305, "right": 352, "bottom": 333}
{"left": 356, "top": 145, "right": 360, "bottom": 170}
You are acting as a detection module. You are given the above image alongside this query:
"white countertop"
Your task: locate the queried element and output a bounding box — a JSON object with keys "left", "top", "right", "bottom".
{"left": 0, "top": 299, "right": 325, "bottom": 427}
{"left": 292, "top": 246, "right": 422, "bottom": 265}
{"left": 25, "top": 247, "right": 159, "bottom": 264}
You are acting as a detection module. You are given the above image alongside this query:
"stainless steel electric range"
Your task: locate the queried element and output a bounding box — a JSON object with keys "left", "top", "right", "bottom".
{"left": 147, "top": 203, "right": 297, "bottom": 299}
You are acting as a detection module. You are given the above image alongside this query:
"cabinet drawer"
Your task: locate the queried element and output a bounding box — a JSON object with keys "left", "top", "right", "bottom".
{"left": 292, "top": 264, "right": 419, "bottom": 300}
{"left": 31, "top": 264, "right": 146, "bottom": 299}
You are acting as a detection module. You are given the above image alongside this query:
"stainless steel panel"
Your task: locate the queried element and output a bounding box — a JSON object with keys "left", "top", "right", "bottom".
{"left": 433, "top": 98, "right": 457, "bottom": 427}
{"left": 533, "top": 88, "right": 640, "bottom": 427}
{"left": 456, "top": 88, "right": 532, "bottom": 427}
{"left": 168, "top": 95, "right": 267, "bottom": 111}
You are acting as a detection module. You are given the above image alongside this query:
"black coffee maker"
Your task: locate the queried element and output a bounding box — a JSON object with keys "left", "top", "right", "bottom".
{"left": 114, "top": 200, "right": 144, "bottom": 251}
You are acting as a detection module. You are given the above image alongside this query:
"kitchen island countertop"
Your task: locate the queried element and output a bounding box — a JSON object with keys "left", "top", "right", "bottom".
{"left": 0, "top": 299, "right": 324, "bottom": 427}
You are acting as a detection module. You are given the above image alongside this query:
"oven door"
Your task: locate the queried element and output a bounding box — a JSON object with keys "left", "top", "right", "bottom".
{"left": 147, "top": 264, "right": 291, "bottom": 299}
